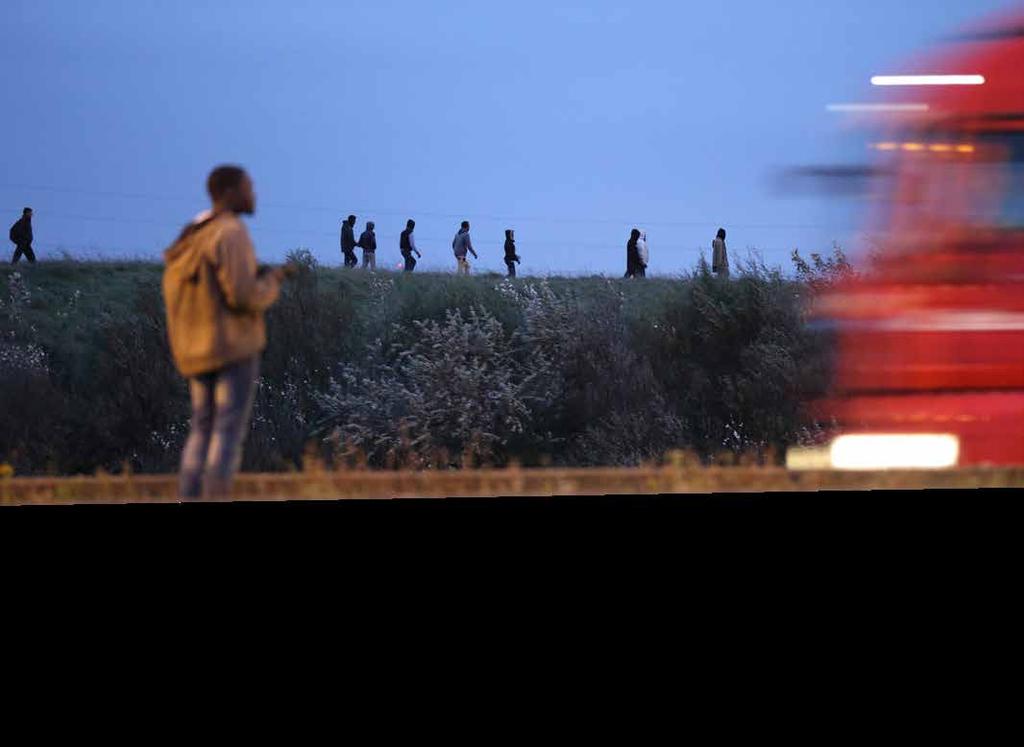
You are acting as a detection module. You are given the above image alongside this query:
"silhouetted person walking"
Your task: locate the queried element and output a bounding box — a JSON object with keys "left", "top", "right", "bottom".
{"left": 624, "top": 228, "right": 641, "bottom": 278}
{"left": 341, "top": 214, "right": 358, "bottom": 268}
{"left": 400, "top": 219, "right": 421, "bottom": 272}
{"left": 9, "top": 208, "right": 35, "bottom": 264}
{"left": 452, "top": 220, "right": 477, "bottom": 275}
{"left": 712, "top": 227, "right": 729, "bottom": 277}
{"left": 162, "top": 165, "right": 293, "bottom": 501}
{"left": 359, "top": 221, "right": 377, "bottom": 271}
{"left": 504, "top": 229, "right": 520, "bottom": 277}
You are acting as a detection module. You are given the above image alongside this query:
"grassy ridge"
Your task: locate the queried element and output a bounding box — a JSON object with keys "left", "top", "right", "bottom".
{"left": 0, "top": 252, "right": 837, "bottom": 475}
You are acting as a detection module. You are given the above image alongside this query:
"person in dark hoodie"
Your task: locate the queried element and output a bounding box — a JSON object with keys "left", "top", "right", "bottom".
{"left": 358, "top": 221, "right": 377, "bottom": 271}
{"left": 340, "top": 215, "right": 358, "bottom": 268}
{"left": 624, "top": 228, "right": 641, "bottom": 278}
{"left": 162, "top": 164, "right": 296, "bottom": 501}
{"left": 9, "top": 208, "right": 35, "bottom": 264}
{"left": 503, "top": 229, "right": 520, "bottom": 278}
{"left": 400, "top": 219, "right": 422, "bottom": 272}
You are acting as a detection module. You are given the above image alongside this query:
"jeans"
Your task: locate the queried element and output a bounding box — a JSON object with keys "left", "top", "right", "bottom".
{"left": 403, "top": 254, "right": 416, "bottom": 272}
{"left": 178, "top": 355, "right": 260, "bottom": 500}
{"left": 343, "top": 250, "right": 358, "bottom": 268}
{"left": 362, "top": 251, "right": 376, "bottom": 271}
{"left": 506, "top": 260, "right": 516, "bottom": 278}
{"left": 456, "top": 256, "right": 470, "bottom": 275}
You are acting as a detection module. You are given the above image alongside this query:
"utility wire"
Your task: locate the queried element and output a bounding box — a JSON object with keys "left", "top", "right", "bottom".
{"left": 0, "top": 182, "right": 858, "bottom": 231}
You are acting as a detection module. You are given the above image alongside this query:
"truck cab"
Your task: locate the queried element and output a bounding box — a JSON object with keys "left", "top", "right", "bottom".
{"left": 795, "top": 11, "right": 1024, "bottom": 469}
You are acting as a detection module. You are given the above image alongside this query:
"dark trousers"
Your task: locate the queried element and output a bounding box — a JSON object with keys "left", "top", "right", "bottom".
{"left": 506, "top": 260, "right": 516, "bottom": 278}
{"left": 11, "top": 244, "right": 36, "bottom": 264}
{"left": 403, "top": 253, "right": 416, "bottom": 272}
{"left": 343, "top": 250, "right": 358, "bottom": 268}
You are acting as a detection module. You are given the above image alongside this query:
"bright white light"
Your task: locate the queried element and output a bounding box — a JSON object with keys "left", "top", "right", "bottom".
{"left": 871, "top": 75, "right": 985, "bottom": 86}
{"left": 827, "top": 103, "right": 929, "bottom": 112}
{"left": 829, "top": 434, "right": 959, "bottom": 470}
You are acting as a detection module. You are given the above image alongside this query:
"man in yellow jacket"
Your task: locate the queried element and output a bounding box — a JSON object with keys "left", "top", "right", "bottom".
{"left": 163, "top": 165, "right": 293, "bottom": 500}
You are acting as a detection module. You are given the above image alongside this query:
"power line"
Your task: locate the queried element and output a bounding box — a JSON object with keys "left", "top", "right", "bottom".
{"left": 3, "top": 208, "right": 819, "bottom": 253}
{"left": 0, "top": 181, "right": 858, "bottom": 231}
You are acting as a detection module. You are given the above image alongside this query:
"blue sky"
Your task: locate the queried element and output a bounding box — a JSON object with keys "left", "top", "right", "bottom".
{"left": 2, "top": 0, "right": 1017, "bottom": 274}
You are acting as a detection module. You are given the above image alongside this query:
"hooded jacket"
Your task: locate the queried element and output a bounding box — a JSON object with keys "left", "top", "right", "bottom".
{"left": 504, "top": 231, "right": 520, "bottom": 263}
{"left": 358, "top": 228, "right": 377, "bottom": 253}
{"left": 452, "top": 228, "right": 475, "bottom": 258}
{"left": 162, "top": 211, "right": 281, "bottom": 378}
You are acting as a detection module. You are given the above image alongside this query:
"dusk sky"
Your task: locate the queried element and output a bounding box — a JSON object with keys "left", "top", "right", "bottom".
{"left": 2, "top": 0, "right": 1017, "bottom": 275}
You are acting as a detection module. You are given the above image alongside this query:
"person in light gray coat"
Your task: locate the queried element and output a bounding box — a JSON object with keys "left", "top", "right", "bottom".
{"left": 452, "top": 220, "right": 478, "bottom": 275}
{"left": 712, "top": 227, "right": 729, "bottom": 277}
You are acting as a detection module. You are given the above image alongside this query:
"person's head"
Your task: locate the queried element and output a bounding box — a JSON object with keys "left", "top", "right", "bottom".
{"left": 461, "top": 221, "right": 470, "bottom": 231}
{"left": 23, "top": 207, "right": 32, "bottom": 219}
{"left": 207, "top": 165, "right": 254, "bottom": 215}
{"left": 367, "top": 221, "right": 375, "bottom": 231}
{"left": 716, "top": 228, "right": 726, "bottom": 240}
{"left": 347, "top": 215, "right": 356, "bottom": 226}
{"left": 505, "top": 228, "right": 513, "bottom": 240}
{"left": 630, "top": 228, "right": 641, "bottom": 240}
{"left": 407, "top": 219, "right": 415, "bottom": 230}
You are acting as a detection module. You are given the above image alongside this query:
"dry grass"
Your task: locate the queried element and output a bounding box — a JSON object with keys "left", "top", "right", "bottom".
{"left": 3, "top": 460, "right": 1022, "bottom": 506}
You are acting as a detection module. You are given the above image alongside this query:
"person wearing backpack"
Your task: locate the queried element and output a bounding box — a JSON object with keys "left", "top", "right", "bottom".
{"left": 636, "top": 230, "right": 649, "bottom": 278}
{"left": 358, "top": 221, "right": 377, "bottom": 271}
{"left": 162, "top": 165, "right": 296, "bottom": 500}
{"left": 9, "top": 208, "right": 35, "bottom": 264}
{"left": 452, "top": 220, "right": 478, "bottom": 275}
{"left": 712, "top": 227, "right": 729, "bottom": 277}
{"left": 503, "top": 229, "right": 520, "bottom": 278}
{"left": 400, "top": 219, "right": 422, "bottom": 272}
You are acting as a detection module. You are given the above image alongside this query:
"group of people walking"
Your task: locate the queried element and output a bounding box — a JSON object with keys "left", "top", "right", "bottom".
{"left": 340, "top": 215, "right": 521, "bottom": 277}
{"left": 339, "top": 216, "right": 730, "bottom": 281}
{"left": 6, "top": 204, "right": 728, "bottom": 281}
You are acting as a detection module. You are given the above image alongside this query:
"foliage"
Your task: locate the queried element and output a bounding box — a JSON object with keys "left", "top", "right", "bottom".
{"left": 0, "top": 254, "right": 839, "bottom": 474}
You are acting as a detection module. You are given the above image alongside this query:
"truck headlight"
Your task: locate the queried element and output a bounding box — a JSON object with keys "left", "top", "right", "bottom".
{"left": 829, "top": 434, "right": 959, "bottom": 470}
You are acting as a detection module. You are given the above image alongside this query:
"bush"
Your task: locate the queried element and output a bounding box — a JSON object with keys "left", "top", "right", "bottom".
{"left": 315, "top": 305, "right": 559, "bottom": 468}
{"left": 0, "top": 254, "right": 839, "bottom": 473}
